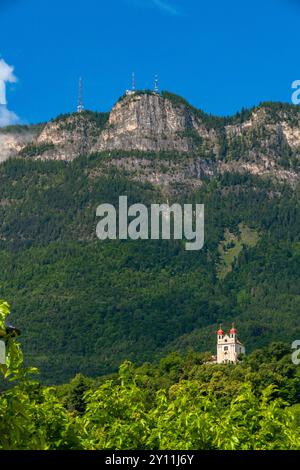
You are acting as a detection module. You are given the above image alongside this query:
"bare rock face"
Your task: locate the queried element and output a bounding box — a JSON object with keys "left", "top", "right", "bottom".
{"left": 225, "top": 106, "right": 300, "bottom": 159}
{"left": 35, "top": 113, "right": 102, "bottom": 161}
{"left": 281, "top": 121, "right": 300, "bottom": 149}
{"left": 0, "top": 127, "right": 39, "bottom": 162}
{"left": 0, "top": 92, "right": 299, "bottom": 188}
{"left": 0, "top": 113, "right": 108, "bottom": 163}
{"left": 93, "top": 93, "right": 215, "bottom": 153}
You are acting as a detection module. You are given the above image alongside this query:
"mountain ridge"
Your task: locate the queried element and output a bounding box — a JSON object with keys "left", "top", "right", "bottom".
{"left": 1, "top": 91, "right": 299, "bottom": 189}
{"left": 0, "top": 93, "right": 299, "bottom": 383}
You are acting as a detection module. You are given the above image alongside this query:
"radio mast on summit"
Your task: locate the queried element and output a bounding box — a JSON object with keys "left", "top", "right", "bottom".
{"left": 126, "top": 72, "right": 136, "bottom": 96}
{"left": 154, "top": 75, "right": 159, "bottom": 94}
{"left": 77, "top": 77, "right": 84, "bottom": 113}
{"left": 132, "top": 72, "right": 136, "bottom": 92}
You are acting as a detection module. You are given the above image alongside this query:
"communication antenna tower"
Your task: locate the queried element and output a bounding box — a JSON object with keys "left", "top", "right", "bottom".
{"left": 154, "top": 74, "right": 159, "bottom": 94}
{"left": 77, "top": 77, "right": 84, "bottom": 113}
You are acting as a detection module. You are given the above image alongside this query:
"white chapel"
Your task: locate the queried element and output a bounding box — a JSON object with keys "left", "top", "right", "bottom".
{"left": 216, "top": 324, "right": 245, "bottom": 364}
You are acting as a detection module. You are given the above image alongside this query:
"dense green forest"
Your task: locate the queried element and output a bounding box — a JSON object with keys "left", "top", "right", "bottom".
{"left": 0, "top": 150, "right": 299, "bottom": 383}
{"left": 1, "top": 301, "right": 300, "bottom": 450}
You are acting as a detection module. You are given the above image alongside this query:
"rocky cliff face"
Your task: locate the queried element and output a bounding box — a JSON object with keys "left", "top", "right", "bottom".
{"left": 0, "top": 126, "right": 40, "bottom": 162}
{"left": 0, "top": 112, "right": 108, "bottom": 162}
{"left": 224, "top": 106, "right": 300, "bottom": 160}
{"left": 92, "top": 92, "right": 217, "bottom": 153}
{"left": 0, "top": 92, "right": 299, "bottom": 188}
{"left": 35, "top": 113, "right": 105, "bottom": 161}
{"left": 221, "top": 105, "right": 300, "bottom": 185}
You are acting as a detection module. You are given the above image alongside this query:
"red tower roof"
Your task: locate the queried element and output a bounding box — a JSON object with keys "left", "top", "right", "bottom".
{"left": 217, "top": 328, "right": 224, "bottom": 335}
{"left": 230, "top": 323, "right": 237, "bottom": 334}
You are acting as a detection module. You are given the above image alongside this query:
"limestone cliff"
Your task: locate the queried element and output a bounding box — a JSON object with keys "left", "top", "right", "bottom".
{"left": 0, "top": 92, "right": 299, "bottom": 189}
{"left": 32, "top": 111, "right": 108, "bottom": 161}
{"left": 0, "top": 126, "right": 40, "bottom": 162}
{"left": 93, "top": 92, "right": 217, "bottom": 154}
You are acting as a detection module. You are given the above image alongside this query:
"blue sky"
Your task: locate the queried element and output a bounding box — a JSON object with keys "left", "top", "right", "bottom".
{"left": 0, "top": 0, "right": 300, "bottom": 124}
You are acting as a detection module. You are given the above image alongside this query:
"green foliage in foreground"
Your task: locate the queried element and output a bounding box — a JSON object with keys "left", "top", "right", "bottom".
{"left": 1, "top": 302, "right": 300, "bottom": 450}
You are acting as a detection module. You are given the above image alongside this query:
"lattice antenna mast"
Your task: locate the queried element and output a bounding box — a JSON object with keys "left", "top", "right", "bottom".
{"left": 77, "top": 77, "right": 84, "bottom": 113}
{"left": 154, "top": 74, "right": 159, "bottom": 94}
{"left": 132, "top": 72, "right": 136, "bottom": 92}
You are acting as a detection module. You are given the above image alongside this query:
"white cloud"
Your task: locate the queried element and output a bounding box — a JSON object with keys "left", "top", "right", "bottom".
{"left": 0, "top": 58, "right": 17, "bottom": 105}
{"left": 0, "top": 58, "right": 19, "bottom": 127}
{"left": 0, "top": 59, "right": 19, "bottom": 127}
{"left": 0, "top": 106, "right": 19, "bottom": 127}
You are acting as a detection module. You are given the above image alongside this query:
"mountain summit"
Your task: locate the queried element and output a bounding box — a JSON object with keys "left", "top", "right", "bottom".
{"left": 0, "top": 91, "right": 300, "bottom": 187}
{"left": 92, "top": 92, "right": 216, "bottom": 153}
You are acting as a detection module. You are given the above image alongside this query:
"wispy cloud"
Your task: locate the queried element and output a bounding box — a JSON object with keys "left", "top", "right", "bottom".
{"left": 150, "top": 0, "right": 180, "bottom": 16}
{"left": 0, "top": 107, "right": 19, "bottom": 127}
{"left": 127, "top": 0, "right": 182, "bottom": 16}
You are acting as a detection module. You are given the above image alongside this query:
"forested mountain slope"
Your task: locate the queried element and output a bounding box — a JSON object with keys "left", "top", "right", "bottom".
{"left": 0, "top": 92, "right": 299, "bottom": 383}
